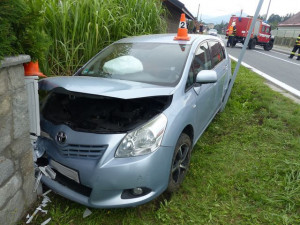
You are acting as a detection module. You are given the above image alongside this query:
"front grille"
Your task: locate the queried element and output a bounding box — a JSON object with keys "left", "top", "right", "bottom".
{"left": 59, "top": 144, "right": 108, "bottom": 159}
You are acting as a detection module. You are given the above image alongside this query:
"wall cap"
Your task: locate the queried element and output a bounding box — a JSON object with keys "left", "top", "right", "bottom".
{"left": 0, "top": 55, "right": 31, "bottom": 69}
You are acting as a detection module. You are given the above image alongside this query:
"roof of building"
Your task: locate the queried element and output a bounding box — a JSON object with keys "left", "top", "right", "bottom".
{"left": 278, "top": 11, "right": 300, "bottom": 27}
{"left": 162, "top": 0, "right": 195, "bottom": 20}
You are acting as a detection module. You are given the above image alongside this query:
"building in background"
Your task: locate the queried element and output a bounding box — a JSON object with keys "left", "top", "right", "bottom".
{"left": 273, "top": 12, "right": 300, "bottom": 47}
{"left": 162, "top": 0, "right": 194, "bottom": 33}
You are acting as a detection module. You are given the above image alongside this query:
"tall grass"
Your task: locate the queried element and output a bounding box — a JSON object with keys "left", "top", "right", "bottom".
{"left": 30, "top": 0, "right": 166, "bottom": 76}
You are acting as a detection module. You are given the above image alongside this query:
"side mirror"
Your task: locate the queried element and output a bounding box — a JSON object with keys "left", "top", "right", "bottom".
{"left": 196, "top": 70, "right": 217, "bottom": 84}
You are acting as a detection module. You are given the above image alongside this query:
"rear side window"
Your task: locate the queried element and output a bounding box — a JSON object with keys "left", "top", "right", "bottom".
{"left": 209, "top": 41, "right": 224, "bottom": 67}
{"left": 261, "top": 26, "right": 265, "bottom": 33}
{"left": 265, "top": 27, "right": 270, "bottom": 33}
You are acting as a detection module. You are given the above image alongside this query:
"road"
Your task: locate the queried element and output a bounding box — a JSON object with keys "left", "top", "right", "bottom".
{"left": 224, "top": 43, "right": 300, "bottom": 92}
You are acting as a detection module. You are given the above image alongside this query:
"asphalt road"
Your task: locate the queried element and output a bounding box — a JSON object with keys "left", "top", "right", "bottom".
{"left": 224, "top": 42, "right": 300, "bottom": 91}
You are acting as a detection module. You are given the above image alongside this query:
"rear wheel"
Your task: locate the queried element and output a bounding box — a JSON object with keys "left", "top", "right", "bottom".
{"left": 248, "top": 39, "right": 256, "bottom": 49}
{"left": 167, "top": 133, "right": 192, "bottom": 193}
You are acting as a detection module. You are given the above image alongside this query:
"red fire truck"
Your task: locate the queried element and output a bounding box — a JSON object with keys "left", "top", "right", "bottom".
{"left": 226, "top": 16, "right": 274, "bottom": 51}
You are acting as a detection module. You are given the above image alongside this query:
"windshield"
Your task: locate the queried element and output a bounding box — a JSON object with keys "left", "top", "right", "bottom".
{"left": 78, "top": 43, "right": 191, "bottom": 87}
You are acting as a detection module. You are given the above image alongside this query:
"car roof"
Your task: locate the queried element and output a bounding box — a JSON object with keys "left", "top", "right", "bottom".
{"left": 116, "top": 34, "right": 219, "bottom": 45}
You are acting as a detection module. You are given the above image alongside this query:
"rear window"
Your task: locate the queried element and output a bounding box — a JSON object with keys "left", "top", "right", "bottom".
{"left": 79, "top": 43, "right": 191, "bottom": 87}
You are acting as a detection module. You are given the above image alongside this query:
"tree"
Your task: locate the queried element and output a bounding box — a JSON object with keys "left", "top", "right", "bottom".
{"left": 0, "top": 0, "right": 50, "bottom": 63}
{"left": 214, "top": 20, "right": 228, "bottom": 34}
{"left": 267, "top": 14, "right": 281, "bottom": 30}
{"left": 267, "top": 13, "right": 294, "bottom": 30}
{"left": 282, "top": 13, "right": 294, "bottom": 22}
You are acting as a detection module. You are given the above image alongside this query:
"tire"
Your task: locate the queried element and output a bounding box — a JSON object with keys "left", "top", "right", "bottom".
{"left": 232, "top": 41, "right": 237, "bottom": 47}
{"left": 247, "top": 39, "right": 252, "bottom": 49}
{"left": 248, "top": 39, "right": 256, "bottom": 49}
{"left": 264, "top": 41, "right": 273, "bottom": 51}
{"left": 167, "top": 133, "right": 192, "bottom": 193}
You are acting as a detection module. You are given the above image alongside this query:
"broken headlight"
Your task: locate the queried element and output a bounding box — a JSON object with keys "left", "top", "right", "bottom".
{"left": 115, "top": 113, "right": 167, "bottom": 157}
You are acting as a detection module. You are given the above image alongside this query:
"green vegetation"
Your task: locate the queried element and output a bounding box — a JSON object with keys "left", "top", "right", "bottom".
{"left": 21, "top": 63, "right": 300, "bottom": 224}
{"left": 267, "top": 13, "right": 295, "bottom": 30}
{"left": 0, "top": 0, "right": 50, "bottom": 63}
{"left": 29, "top": 0, "right": 166, "bottom": 76}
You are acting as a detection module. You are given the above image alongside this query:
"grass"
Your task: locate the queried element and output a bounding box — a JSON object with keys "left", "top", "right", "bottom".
{"left": 29, "top": 0, "right": 166, "bottom": 76}
{"left": 20, "top": 63, "right": 300, "bottom": 224}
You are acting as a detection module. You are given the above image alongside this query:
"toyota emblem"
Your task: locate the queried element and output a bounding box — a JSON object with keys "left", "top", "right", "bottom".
{"left": 56, "top": 131, "right": 67, "bottom": 144}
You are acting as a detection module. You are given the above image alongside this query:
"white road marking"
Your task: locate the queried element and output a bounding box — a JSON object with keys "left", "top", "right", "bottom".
{"left": 270, "top": 50, "right": 289, "bottom": 56}
{"left": 229, "top": 55, "right": 300, "bottom": 98}
{"left": 253, "top": 50, "right": 300, "bottom": 66}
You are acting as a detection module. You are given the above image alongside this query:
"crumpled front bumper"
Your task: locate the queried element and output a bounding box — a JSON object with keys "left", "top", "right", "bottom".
{"left": 39, "top": 140, "right": 173, "bottom": 208}
{"left": 37, "top": 118, "right": 175, "bottom": 208}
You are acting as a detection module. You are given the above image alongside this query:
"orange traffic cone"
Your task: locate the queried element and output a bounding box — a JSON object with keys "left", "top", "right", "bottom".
{"left": 24, "top": 61, "right": 47, "bottom": 78}
{"left": 174, "top": 13, "right": 190, "bottom": 41}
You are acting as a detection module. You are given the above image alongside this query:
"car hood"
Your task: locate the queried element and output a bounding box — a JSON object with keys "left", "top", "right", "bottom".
{"left": 39, "top": 76, "right": 175, "bottom": 99}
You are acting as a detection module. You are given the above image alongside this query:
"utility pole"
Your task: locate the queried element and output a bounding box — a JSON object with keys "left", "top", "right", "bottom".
{"left": 265, "top": 0, "right": 272, "bottom": 21}
{"left": 221, "top": 0, "right": 265, "bottom": 112}
{"left": 197, "top": 4, "right": 200, "bottom": 21}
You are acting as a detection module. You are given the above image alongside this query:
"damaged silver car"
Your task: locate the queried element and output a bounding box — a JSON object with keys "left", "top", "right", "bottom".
{"left": 36, "top": 34, "right": 232, "bottom": 208}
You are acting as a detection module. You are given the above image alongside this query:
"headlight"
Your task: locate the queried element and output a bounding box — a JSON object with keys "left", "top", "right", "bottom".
{"left": 115, "top": 113, "right": 167, "bottom": 157}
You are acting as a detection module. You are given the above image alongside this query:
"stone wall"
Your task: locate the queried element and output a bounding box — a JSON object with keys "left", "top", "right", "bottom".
{"left": 0, "top": 55, "right": 37, "bottom": 225}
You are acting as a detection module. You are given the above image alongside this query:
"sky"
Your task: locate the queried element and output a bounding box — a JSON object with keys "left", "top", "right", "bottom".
{"left": 179, "top": 0, "right": 300, "bottom": 19}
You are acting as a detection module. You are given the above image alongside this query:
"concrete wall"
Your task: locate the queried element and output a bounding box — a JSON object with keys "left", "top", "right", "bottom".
{"left": 272, "top": 27, "right": 300, "bottom": 38}
{"left": 0, "top": 55, "right": 37, "bottom": 225}
{"left": 272, "top": 27, "right": 300, "bottom": 47}
{"left": 274, "top": 37, "right": 298, "bottom": 48}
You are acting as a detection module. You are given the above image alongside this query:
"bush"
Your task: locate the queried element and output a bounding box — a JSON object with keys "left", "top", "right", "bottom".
{"left": 30, "top": 0, "right": 167, "bottom": 76}
{"left": 0, "top": 0, "right": 50, "bottom": 64}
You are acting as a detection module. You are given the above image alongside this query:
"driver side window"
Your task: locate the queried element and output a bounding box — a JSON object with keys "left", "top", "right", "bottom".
{"left": 186, "top": 42, "right": 212, "bottom": 90}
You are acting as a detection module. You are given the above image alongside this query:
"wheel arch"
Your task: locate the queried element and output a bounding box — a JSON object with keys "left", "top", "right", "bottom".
{"left": 182, "top": 124, "right": 194, "bottom": 145}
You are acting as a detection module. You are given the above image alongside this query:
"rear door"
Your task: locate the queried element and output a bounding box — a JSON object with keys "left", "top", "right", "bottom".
{"left": 208, "top": 40, "right": 229, "bottom": 111}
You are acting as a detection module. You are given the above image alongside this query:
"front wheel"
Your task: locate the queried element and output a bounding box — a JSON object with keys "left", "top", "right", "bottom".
{"left": 264, "top": 41, "right": 273, "bottom": 51}
{"left": 167, "top": 133, "right": 192, "bottom": 193}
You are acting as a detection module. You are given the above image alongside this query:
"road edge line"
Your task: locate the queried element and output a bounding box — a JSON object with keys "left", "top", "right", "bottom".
{"left": 229, "top": 55, "right": 300, "bottom": 99}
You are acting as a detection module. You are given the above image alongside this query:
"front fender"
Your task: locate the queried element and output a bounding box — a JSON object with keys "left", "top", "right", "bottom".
{"left": 161, "top": 89, "right": 196, "bottom": 148}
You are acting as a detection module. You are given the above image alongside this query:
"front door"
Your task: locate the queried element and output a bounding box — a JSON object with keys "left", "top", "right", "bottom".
{"left": 187, "top": 41, "right": 217, "bottom": 139}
